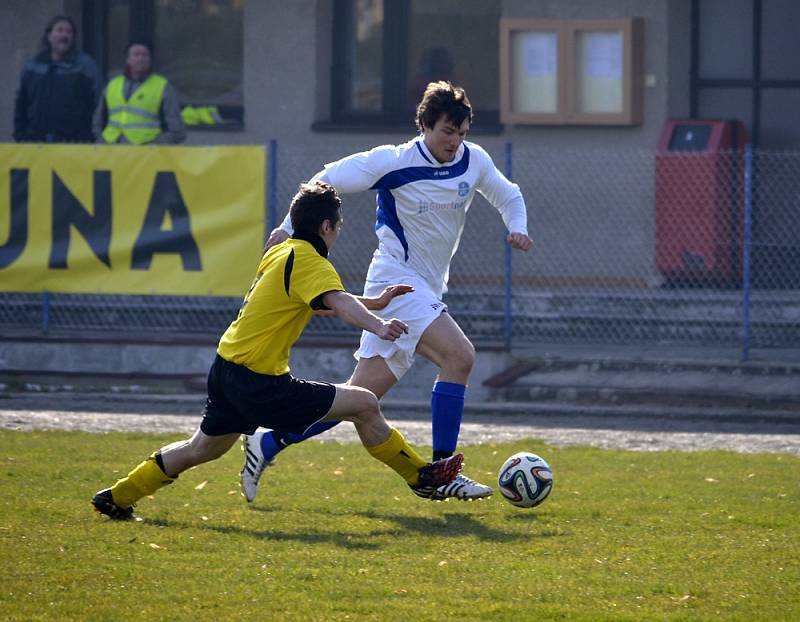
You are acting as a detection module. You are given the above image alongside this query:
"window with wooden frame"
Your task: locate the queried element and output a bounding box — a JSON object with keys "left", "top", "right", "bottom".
{"left": 500, "top": 17, "right": 643, "bottom": 125}
{"left": 324, "top": 0, "right": 502, "bottom": 132}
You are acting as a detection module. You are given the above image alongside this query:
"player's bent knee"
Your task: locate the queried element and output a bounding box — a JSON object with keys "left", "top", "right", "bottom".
{"left": 447, "top": 341, "right": 475, "bottom": 376}
{"left": 332, "top": 384, "right": 380, "bottom": 425}
{"left": 352, "top": 389, "right": 380, "bottom": 422}
{"left": 462, "top": 343, "right": 476, "bottom": 370}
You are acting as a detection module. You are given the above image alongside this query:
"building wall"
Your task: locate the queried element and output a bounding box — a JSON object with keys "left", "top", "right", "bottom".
{"left": 240, "top": 1, "right": 318, "bottom": 145}
{"left": 0, "top": 0, "right": 692, "bottom": 287}
{"left": 0, "top": 1, "right": 689, "bottom": 150}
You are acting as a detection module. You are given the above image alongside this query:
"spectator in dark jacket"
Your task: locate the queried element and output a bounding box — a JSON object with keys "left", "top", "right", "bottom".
{"left": 13, "top": 15, "right": 102, "bottom": 143}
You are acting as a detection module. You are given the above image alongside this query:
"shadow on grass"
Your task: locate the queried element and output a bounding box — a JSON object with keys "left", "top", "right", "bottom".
{"left": 354, "top": 509, "right": 563, "bottom": 542}
{"left": 142, "top": 504, "right": 563, "bottom": 548}
{"left": 145, "top": 516, "right": 398, "bottom": 550}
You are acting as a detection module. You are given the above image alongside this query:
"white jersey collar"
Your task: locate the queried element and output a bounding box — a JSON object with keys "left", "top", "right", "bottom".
{"left": 414, "top": 136, "right": 465, "bottom": 168}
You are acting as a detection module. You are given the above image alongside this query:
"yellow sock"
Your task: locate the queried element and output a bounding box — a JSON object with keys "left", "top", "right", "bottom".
{"left": 366, "top": 428, "right": 428, "bottom": 486}
{"left": 110, "top": 453, "right": 175, "bottom": 508}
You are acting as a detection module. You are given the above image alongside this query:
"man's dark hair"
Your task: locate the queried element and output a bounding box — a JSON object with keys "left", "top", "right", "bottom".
{"left": 39, "top": 15, "right": 77, "bottom": 56}
{"left": 415, "top": 80, "right": 473, "bottom": 132}
{"left": 290, "top": 181, "right": 342, "bottom": 237}
{"left": 126, "top": 40, "right": 154, "bottom": 57}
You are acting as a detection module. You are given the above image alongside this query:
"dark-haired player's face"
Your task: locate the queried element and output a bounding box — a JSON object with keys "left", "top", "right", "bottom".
{"left": 423, "top": 116, "right": 469, "bottom": 164}
{"left": 320, "top": 212, "right": 343, "bottom": 250}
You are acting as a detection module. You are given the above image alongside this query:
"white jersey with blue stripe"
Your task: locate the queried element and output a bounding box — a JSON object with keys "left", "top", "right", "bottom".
{"left": 283, "top": 136, "right": 528, "bottom": 298}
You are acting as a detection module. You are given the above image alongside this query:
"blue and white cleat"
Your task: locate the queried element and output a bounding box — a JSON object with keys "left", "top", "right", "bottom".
{"left": 240, "top": 430, "right": 275, "bottom": 502}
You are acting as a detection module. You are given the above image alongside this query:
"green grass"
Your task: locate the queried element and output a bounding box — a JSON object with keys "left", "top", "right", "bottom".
{"left": 1, "top": 430, "right": 798, "bottom": 621}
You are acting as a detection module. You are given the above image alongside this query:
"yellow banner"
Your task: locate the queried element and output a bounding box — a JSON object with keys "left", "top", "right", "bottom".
{"left": 0, "top": 144, "right": 265, "bottom": 296}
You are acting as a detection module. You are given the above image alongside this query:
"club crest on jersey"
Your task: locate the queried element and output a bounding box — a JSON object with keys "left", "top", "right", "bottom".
{"left": 458, "top": 181, "right": 470, "bottom": 197}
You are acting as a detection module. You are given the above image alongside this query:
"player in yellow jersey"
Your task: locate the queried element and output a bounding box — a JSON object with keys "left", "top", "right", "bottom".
{"left": 92, "top": 181, "right": 463, "bottom": 521}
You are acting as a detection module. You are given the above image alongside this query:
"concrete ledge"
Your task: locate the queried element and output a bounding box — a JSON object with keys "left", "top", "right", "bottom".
{"left": 0, "top": 339, "right": 514, "bottom": 402}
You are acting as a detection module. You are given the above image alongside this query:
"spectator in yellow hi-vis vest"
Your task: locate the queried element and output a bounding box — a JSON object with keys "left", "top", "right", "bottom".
{"left": 93, "top": 41, "right": 185, "bottom": 144}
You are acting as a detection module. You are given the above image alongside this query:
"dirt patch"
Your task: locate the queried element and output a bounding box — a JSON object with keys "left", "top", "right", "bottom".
{"left": 1, "top": 393, "right": 798, "bottom": 455}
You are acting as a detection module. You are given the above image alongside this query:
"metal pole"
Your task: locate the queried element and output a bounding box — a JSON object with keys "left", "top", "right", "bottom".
{"left": 268, "top": 139, "right": 278, "bottom": 231}
{"left": 503, "top": 142, "right": 513, "bottom": 350}
{"left": 741, "top": 144, "right": 753, "bottom": 362}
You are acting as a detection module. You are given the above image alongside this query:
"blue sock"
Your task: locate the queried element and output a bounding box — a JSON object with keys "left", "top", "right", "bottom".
{"left": 431, "top": 381, "right": 466, "bottom": 461}
{"left": 259, "top": 420, "right": 340, "bottom": 460}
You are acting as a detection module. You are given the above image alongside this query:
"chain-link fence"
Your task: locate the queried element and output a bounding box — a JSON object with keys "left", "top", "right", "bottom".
{"left": 2, "top": 144, "right": 799, "bottom": 358}
{"left": 506, "top": 146, "right": 800, "bottom": 353}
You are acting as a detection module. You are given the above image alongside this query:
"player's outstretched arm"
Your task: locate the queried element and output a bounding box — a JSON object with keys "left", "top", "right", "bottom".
{"left": 360, "top": 284, "right": 414, "bottom": 310}
{"left": 322, "top": 290, "right": 408, "bottom": 341}
{"left": 507, "top": 231, "right": 533, "bottom": 251}
{"left": 315, "top": 284, "right": 414, "bottom": 316}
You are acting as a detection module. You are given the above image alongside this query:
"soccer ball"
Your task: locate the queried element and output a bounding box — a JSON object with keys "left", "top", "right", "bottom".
{"left": 497, "top": 451, "right": 553, "bottom": 508}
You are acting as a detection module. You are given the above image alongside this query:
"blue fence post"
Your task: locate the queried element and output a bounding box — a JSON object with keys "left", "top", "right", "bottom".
{"left": 741, "top": 144, "right": 753, "bottom": 362}
{"left": 268, "top": 139, "right": 278, "bottom": 230}
{"left": 503, "top": 142, "right": 513, "bottom": 350}
{"left": 42, "top": 290, "right": 50, "bottom": 335}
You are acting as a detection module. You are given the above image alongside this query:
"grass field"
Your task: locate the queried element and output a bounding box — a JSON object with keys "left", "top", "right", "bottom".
{"left": 1, "top": 429, "right": 798, "bottom": 621}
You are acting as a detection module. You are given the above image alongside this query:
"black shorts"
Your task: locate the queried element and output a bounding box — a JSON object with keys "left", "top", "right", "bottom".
{"left": 200, "top": 355, "right": 337, "bottom": 437}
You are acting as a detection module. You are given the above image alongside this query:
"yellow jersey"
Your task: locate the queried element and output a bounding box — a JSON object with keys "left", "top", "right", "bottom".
{"left": 217, "top": 236, "right": 344, "bottom": 375}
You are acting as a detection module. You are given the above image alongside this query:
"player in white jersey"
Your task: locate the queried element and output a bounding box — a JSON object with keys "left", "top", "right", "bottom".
{"left": 240, "top": 81, "right": 532, "bottom": 501}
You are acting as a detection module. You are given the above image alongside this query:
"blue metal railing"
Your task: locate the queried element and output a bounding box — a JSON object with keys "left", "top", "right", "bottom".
{"left": 503, "top": 141, "right": 514, "bottom": 350}
{"left": 741, "top": 144, "right": 754, "bottom": 361}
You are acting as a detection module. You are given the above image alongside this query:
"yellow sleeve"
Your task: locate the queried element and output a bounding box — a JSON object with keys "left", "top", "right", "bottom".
{"left": 291, "top": 254, "right": 344, "bottom": 308}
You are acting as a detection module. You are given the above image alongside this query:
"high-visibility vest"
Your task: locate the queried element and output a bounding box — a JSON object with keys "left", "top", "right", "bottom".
{"left": 102, "top": 74, "right": 167, "bottom": 144}
{"left": 181, "top": 105, "right": 223, "bottom": 126}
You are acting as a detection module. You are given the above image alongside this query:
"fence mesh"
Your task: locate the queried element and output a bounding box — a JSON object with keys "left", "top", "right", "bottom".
{"left": 1, "top": 145, "right": 799, "bottom": 354}
{"left": 504, "top": 147, "right": 800, "bottom": 348}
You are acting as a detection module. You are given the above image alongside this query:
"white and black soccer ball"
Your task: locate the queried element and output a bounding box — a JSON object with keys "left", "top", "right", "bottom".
{"left": 497, "top": 451, "right": 553, "bottom": 508}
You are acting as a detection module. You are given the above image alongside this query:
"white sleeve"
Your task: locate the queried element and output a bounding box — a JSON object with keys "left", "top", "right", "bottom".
{"left": 314, "top": 145, "right": 397, "bottom": 193}
{"left": 474, "top": 146, "right": 529, "bottom": 235}
{"left": 277, "top": 209, "right": 293, "bottom": 235}
{"left": 278, "top": 146, "right": 397, "bottom": 234}
{"left": 275, "top": 167, "right": 332, "bottom": 234}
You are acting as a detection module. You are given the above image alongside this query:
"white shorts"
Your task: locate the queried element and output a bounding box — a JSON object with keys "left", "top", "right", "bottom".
{"left": 354, "top": 275, "right": 447, "bottom": 380}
